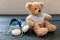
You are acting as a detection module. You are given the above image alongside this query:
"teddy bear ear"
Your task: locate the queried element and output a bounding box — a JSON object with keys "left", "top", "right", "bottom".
{"left": 39, "top": 2, "right": 44, "bottom": 8}
{"left": 25, "top": 2, "right": 32, "bottom": 10}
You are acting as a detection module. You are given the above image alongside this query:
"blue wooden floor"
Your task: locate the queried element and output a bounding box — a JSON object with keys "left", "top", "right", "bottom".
{"left": 0, "top": 15, "right": 60, "bottom": 40}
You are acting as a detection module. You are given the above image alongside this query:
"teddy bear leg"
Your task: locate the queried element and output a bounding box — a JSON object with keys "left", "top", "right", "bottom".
{"left": 44, "top": 20, "right": 56, "bottom": 32}
{"left": 33, "top": 24, "right": 49, "bottom": 36}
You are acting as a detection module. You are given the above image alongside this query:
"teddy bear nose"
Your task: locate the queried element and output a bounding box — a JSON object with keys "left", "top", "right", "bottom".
{"left": 38, "top": 10, "right": 41, "bottom": 12}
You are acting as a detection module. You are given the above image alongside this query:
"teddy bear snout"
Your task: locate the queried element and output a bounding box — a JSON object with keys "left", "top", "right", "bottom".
{"left": 38, "top": 10, "right": 41, "bottom": 12}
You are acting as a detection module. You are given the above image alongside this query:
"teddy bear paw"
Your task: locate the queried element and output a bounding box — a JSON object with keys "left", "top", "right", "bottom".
{"left": 47, "top": 24, "right": 56, "bottom": 32}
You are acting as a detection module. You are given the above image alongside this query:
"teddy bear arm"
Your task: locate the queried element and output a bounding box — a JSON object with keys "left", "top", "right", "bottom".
{"left": 45, "top": 14, "right": 52, "bottom": 20}
{"left": 26, "top": 19, "right": 35, "bottom": 27}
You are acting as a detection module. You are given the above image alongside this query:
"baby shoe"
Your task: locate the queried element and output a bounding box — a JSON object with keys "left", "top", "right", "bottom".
{"left": 21, "top": 19, "right": 30, "bottom": 33}
{"left": 10, "top": 19, "right": 23, "bottom": 37}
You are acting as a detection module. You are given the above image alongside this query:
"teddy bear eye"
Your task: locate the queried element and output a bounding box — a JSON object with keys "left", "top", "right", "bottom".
{"left": 35, "top": 8, "right": 37, "bottom": 10}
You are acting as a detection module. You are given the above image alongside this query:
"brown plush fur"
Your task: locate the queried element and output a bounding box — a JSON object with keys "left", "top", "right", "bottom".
{"left": 25, "top": 2, "right": 56, "bottom": 36}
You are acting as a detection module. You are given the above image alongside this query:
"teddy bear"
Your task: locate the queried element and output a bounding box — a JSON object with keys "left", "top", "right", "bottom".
{"left": 25, "top": 2, "right": 56, "bottom": 36}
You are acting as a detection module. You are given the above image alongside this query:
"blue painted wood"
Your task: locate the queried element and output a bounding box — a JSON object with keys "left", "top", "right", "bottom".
{"left": 0, "top": 15, "right": 60, "bottom": 40}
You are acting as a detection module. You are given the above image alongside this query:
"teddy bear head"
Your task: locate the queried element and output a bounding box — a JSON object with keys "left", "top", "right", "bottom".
{"left": 26, "top": 2, "right": 44, "bottom": 16}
